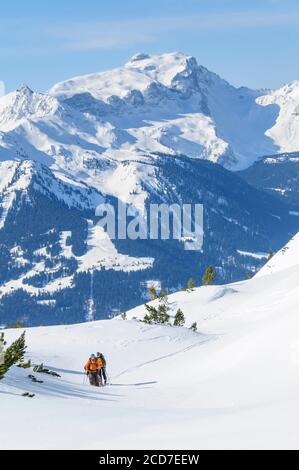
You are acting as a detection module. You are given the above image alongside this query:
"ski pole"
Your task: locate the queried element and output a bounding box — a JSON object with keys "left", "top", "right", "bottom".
{"left": 106, "top": 370, "right": 112, "bottom": 385}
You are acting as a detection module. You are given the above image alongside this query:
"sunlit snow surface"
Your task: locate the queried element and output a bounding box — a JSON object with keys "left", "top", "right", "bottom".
{"left": 2, "top": 234, "right": 299, "bottom": 449}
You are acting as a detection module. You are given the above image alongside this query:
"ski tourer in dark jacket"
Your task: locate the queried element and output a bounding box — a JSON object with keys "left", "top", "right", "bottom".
{"left": 97, "top": 352, "right": 107, "bottom": 385}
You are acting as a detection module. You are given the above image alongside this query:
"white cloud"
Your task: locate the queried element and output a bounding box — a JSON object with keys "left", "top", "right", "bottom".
{"left": 47, "top": 19, "right": 160, "bottom": 51}
{"left": 0, "top": 9, "right": 298, "bottom": 57}
{"left": 47, "top": 10, "right": 299, "bottom": 51}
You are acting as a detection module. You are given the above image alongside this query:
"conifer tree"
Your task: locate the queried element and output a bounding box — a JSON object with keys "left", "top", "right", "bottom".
{"left": 143, "top": 313, "right": 152, "bottom": 324}
{"left": 187, "top": 278, "right": 196, "bottom": 290}
{"left": 0, "top": 332, "right": 6, "bottom": 380}
{"left": 157, "top": 304, "right": 170, "bottom": 324}
{"left": 143, "top": 303, "right": 170, "bottom": 325}
{"left": 159, "top": 288, "right": 168, "bottom": 303}
{"left": 174, "top": 309, "right": 185, "bottom": 327}
{"left": 4, "top": 331, "right": 26, "bottom": 370}
{"left": 148, "top": 286, "right": 158, "bottom": 301}
{"left": 0, "top": 331, "right": 26, "bottom": 380}
{"left": 202, "top": 266, "right": 216, "bottom": 286}
{"left": 190, "top": 322, "right": 197, "bottom": 332}
{"left": 144, "top": 304, "right": 159, "bottom": 323}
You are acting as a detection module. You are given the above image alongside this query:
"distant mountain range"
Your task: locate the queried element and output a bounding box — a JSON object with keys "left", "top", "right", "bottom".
{"left": 238, "top": 152, "right": 299, "bottom": 210}
{"left": 1, "top": 52, "right": 299, "bottom": 326}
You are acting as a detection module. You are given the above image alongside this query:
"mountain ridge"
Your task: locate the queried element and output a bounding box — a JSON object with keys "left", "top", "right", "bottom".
{"left": 0, "top": 155, "right": 298, "bottom": 326}
{"left": 0, "top": 51, "right": 297, "bottom": 194}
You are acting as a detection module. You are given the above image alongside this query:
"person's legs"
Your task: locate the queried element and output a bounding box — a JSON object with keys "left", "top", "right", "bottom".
{"left": 102, "top": 367, "right": 107, "bottom": 384}
{"left": 88, "top": 372, "right": 94, "bottom": 386}
{"left": 89, "top": 372, "right": 99, "bottom": 386}
{"left": 94, "top": 372, "right": 100, "bottom": 387}
{"left": 98, "top": 369, "right": 103, "bottom": 386}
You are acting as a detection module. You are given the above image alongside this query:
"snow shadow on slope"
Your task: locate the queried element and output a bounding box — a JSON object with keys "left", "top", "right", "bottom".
{"left": 2, "top": 368, "right": 122, "bottom": 402}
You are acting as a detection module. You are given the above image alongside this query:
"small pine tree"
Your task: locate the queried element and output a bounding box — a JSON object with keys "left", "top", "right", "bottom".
{"left": 190, "top": 322, "right": 197, "bottom": 332}
{"left": 143, "top": 314, "right": 152, "bottom": 324}
{"left": 148, "top": 286, "right": 158, "bottom": 301}
{"left": 33, "top": 363, "right": 45, "bottom": 373}
{"left": 0, "top": 331, "right": 26, "bottom": 381}
{"left": 121, "top": 312, "right": 127, "bottom": 320}
{"left": 4, "top": 331, "right": 26, "bottom": 370}
{"left": 187, "top": 278, "right": 196, "bottom": 290}
{"left": 33, "top": 363, "right": 60, "bottom": 377}
{"left": 18, "top": 359, "right": 32, "bottom": 369}
{"left": 202, "top": 266, "right": 216, "bottom": 286}
{"left": 246, "top": 272, "right": 252, "bottom": 280}
{"left": 159, "top": 288, "right": 169, "bottom": 304}
{"left": 157, "top": 304, "right": 170, "bottom": 324}
{"left": 5, "top": 321, "right": 24, "bottom": 329}
{"left": 144, "top": 304, "right": 159, "bottom": 323}
{"left": 268, "top": 249, "right": 274, "bottom": 260}
{"left": 143, "top": 303, "right": 170, "bottom": 325}
{"left": 174, "top": 309, "right": 185, "bottom": 327}
{"left": 0, "top": 332, "right": 6, "bottom": 380}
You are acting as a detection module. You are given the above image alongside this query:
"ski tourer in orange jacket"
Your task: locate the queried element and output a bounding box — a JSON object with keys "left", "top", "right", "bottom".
{"left": 84, "top": 355, "right": 98, "bottom": 373}
{"left": 84, "top": 354, "right": 100, "bottom": 387}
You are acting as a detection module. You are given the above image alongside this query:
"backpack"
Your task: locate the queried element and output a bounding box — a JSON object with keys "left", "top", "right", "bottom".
{"left": 99, "top": 353, "right": 106, "bottom": 367}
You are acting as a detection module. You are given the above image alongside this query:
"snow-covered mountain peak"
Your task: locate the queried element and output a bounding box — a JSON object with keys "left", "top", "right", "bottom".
{"left": 17, "top": 84, "right": 34, "bottom": 96}
{"left": 47, "top": 52, "right": 241, "bottom": 172}
{"left": 124, "top": 51, "right": 199, "bottom": 91}
{"left": 125, "top": 51, "right": 196, "bottom": 72}
{"left": 280, "top": 80, "right": 299, "bottom": 94}
{"left": 0, "top": 51, "right": 298, "bottom": 181}
{"left": 256, "top": 80, "right": 299, "bottom": 154}
{"left": 50, "top": 66, "right": 153, "bottom": 103}
{"left": 50, "top": 51, "right": 207, "bottom": 105}
{"left": 127, "top": 52, "right": 151, "bottom": 63}
{"left": 0, "top": 87, "right": 60, "bottom": 129}
{"left": 258, "top": 80, "right": 299, "bottom": 106}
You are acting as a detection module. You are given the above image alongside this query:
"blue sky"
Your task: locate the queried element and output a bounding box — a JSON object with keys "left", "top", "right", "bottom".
{"left": 1, "top": 0, "right": 299, "bottom": 92}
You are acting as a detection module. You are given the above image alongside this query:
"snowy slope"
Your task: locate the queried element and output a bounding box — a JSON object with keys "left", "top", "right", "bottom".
{"left": 0, "top": 159, "right": 105, "bottom": 216}
{"left": 256, "top": 232, "right": 299, "bottom": 277}
{"left": 258, "top": 81, "right": 299, "bottom": 154}
{"left": 2, "top": 234, "right": 299, "bottom": 449}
